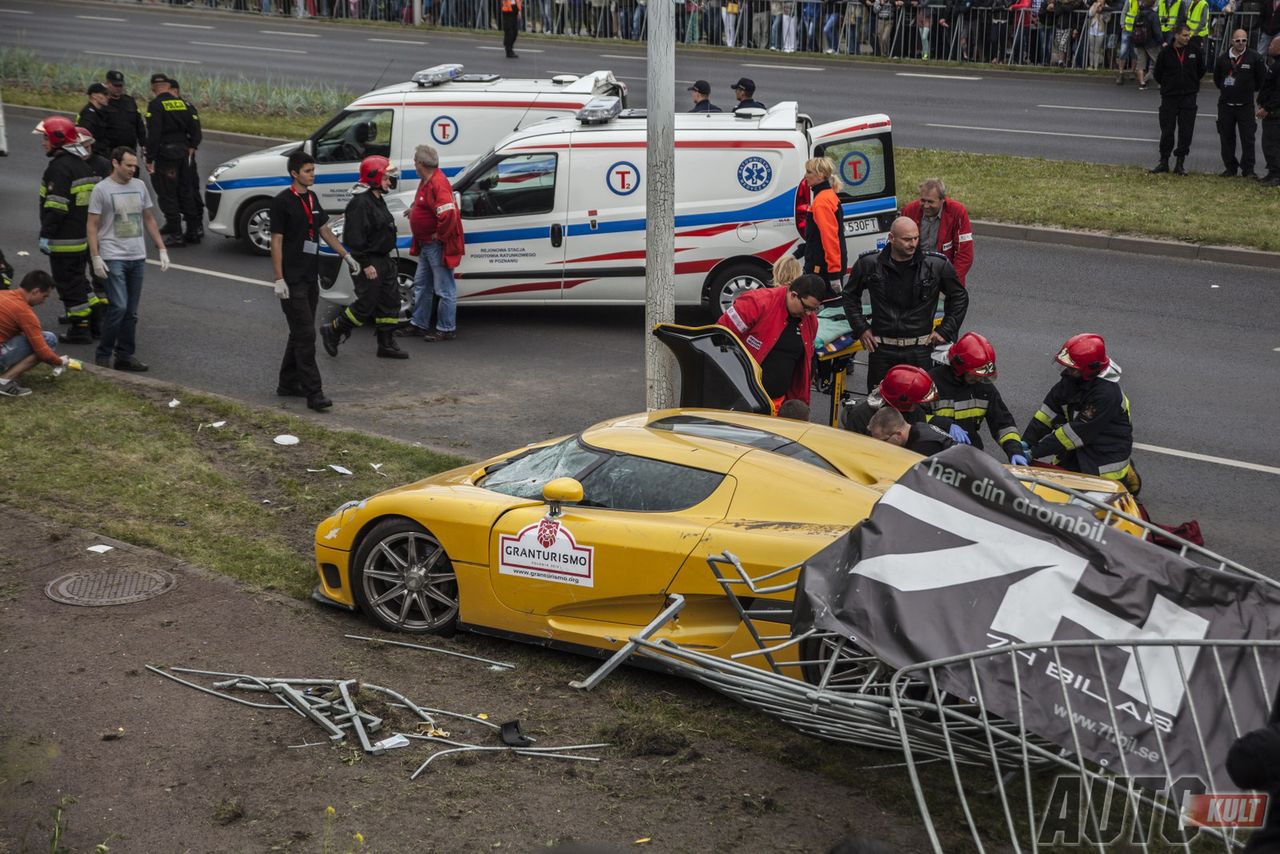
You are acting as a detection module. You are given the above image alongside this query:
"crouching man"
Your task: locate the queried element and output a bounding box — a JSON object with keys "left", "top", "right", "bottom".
{"left": 0, "top": 270, "right": 70, "bottom": 397}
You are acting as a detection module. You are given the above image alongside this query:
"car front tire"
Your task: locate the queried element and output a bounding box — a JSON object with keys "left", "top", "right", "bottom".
{"left": 351, "top": 518, "right": 459, "bottom": 635}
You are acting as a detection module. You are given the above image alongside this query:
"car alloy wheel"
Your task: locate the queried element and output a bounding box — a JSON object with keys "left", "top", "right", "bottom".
{"left": 354, "top": 520, "right": 459, "bottom": 633}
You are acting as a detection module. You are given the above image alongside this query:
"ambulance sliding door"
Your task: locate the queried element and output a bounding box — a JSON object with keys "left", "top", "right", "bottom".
{"left": 807, "top": 117, "right": 897, "bottom": 256}
{"left": 455, "top": 150, "right": 568, "bottom": 304}
{"left": 560, "top": 136, "right": 647, "bottom": 303}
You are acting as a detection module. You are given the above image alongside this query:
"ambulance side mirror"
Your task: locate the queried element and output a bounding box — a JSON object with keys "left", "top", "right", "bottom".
{"left": 302, "top": 139, "right": 314, "bottom": 156}
{"left": 543, "top": 478, "right": 584, "bottom": 518}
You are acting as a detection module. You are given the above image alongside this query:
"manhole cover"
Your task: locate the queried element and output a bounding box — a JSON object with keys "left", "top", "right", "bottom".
{"left": 45, "top": 567, "right": 177, "bottom": 606}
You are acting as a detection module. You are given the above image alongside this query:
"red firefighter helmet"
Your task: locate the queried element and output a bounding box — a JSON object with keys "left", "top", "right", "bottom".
{"left": 357, "top": 155, "right": 397, "bottom": 188}
{"left": 1055, "top": 333, "right": 1109, "bottom": 380}
{"left": 878, "top": 365, "right": 938, "bottom": 412}
{"left": 74, "top": 126, "right": 95, "bottom": 146}
{"left": 948, "top": 332, "right": 997, "bottom": 380}
{"left": 34, "top": 116, "right": 78, "bottom": 149}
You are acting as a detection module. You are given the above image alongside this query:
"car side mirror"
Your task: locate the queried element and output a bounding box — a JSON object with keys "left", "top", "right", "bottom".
{"left": 302, "top": 139, "right": 314, "bottom": 156}
{"left": 542, "top": 477, "right": 584, "bottom": 518}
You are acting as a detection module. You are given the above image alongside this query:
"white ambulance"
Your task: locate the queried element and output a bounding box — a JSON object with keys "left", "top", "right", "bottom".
{"left": 320, "top": 98, "right": 896, "bottom": 319}
{"left": 203, "top": 65, "right": 627, "bottom": 254}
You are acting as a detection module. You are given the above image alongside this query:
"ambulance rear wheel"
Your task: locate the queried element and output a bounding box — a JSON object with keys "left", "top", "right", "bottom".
{"left": 237, "top": 198, "right": 274, "bottom": 256}
{"left": 704, "top": 261, "right": 769, "bottom": 321}
{"left": 397, "top": 259, "right": 417, "bottom": 325}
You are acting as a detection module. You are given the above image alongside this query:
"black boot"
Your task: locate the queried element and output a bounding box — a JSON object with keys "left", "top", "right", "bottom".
{"left": 1173, "top": 157, "right": 1187, "bottom": 175}
{"left": 60, "top": 320, "right": 92, "bottom": 344}
{"left": 1149, "top": 159, "right": 1170, "bottom": 174}
{"left": 184, "top": 230, "right": 203, "bottom": 245}
{"left": 320, "top": 315, "right": 353, "bottom": 357}
{"left": 376, "top": 328, "right": 409, "bottom": 359}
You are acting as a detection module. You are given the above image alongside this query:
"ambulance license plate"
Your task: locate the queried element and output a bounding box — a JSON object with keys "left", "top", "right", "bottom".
{"left": 844, "top": 217, "right": 880, "bottom": 237}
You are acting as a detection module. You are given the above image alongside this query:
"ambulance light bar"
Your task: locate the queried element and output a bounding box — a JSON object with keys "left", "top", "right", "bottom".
{"left": 412, "top": 64, "right": 464, "bottom": 87}
{"left": 576, "top": 96, "right": 622, "bottom": 125}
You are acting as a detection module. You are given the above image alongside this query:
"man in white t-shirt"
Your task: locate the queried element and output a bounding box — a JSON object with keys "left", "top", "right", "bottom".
{"left": 86, "top": 147, "right": 168, "bottom": 372}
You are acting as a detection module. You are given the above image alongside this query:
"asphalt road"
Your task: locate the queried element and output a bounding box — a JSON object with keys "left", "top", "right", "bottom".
{"left": 3, "top": 130, "right": 1278, "bottom": 571}
{"left": 0, "top": 0, "right": 1240, "bottom": 172}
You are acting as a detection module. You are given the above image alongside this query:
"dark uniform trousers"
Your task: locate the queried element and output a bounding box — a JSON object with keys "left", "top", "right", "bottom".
{"left": 502, "top": 10, "right": 520, "bottom": 51}
{"left": 50, "top": 252, "right": 92, "bottom": 316}
{"left": 1159, "top": 93, "right": 1199, "bottom": 158}
{"left": 1263, "top": 116, "right": 1280, "bottom": 177}
{"left": 279, "top": 277, "right": 322, "bottom": 395}
{"left": 153, "top": 156, "right": 202, "bottom": 235}
{"left": 1218, "top": 102, "right": 1258, "bottom": 173}
{"left": 867, "top": 343, "right": 934, "bottom": 393}
{"left": 345, "top": 256, "right": 400, "bottom": 328}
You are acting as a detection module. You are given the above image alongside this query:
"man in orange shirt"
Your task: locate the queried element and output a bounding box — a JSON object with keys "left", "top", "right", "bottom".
{"left": 0, "top": 270, "right": 69, "bottom": 397}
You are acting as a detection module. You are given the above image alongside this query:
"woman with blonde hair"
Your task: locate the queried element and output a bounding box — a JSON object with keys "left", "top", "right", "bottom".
{"left": 801, "top": 156, "right": 845, "bottom": 291}
{"left": 770, "top": 254, "right": 802, "bottom": 287}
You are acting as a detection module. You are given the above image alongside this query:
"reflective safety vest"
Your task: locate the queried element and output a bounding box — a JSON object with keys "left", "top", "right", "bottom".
{"left": 1186, "top": 0, "right": 1209, "bottom": 36}
{"left": 501, "top": 0, "right": 520, "bottom": 11}
{"left": 1123, "top": 0, "right": 1139, "bottom": 31}
{"left": 1157, "top": 0, "right": 1209, "bottom": 35}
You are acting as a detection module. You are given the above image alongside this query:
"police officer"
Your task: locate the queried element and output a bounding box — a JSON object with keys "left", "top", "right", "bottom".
{"left": 1022, "top": 333, "right": 1141, "bottom": 494}
{"left": 320, "top": 156, "right": 408, "bottom": 361}
{"left": 925, "top": 332, "right": 1028, "bottom": 464}
{"left": 842, "top": 364, "right": 936, "bottom": 435}
{"left": 502, "top": 0, "right": 521, "bottom": 57}
{"left": 1214, "top": 29, "right": 1266, "bottom": 176}
{"left": 1257, "top": 36, "right": 1280, "bottom": 186}
{"left": 730, "top": 77, "right": 767, "bottom": 110}
{"left": 36, "top": 116, "right": 97, "bottom": 344}
{"left": 76, "top": 84, "right": 111, "bottom": 158}
{"left": 841, "top": 215, "right": 968, "bottom": 392}
{"left": 166, "top": 78, "right": 205, "bottom": 243}
{"left": 100, "top": 70, "right": 147, "bottom": 156}
{"left": 688, "top": 81, "right": 723, "bottom": 112}
{"left": 1150, "top": 24, "right": 1207, "bottom": 175}
{"left": 144, "top": 73, "right": 202, "bottom": 247}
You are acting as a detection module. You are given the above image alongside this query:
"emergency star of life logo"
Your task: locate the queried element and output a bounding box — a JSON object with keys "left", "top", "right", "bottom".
{"left": 499, "top": 520, "right": 595, "bottom": 587}
{"left": 737, "top": 156, "right": 772, "bottom": 192}
{"left": 605, "top": 161, "right": 640, "bottom": 196}
{"left": 431, "top": 115, "right": 458, "bottom": 145}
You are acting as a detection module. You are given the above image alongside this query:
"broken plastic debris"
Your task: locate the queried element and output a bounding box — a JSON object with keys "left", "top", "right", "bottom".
{"left": 262, "top": 499, "right": 273, "bottom": 505}
{"left": 634, "top": 839, "right": 652, "bottom": 845}
{"left": 373, "top": 734, "right": 411, "bottom": 751}
{"left": 209, "top": 420, "right": 226, "bottom": 428}
{"left": 370, "top": 463, "right": 383, "bottom": 471}
{"left": 168, "top": 399, "right": 180, "bottom": 408}
{"left": 477, "top": 713, "right": 489, "bottom": 720}
{"left": 274, "top": 434, "right": 300, "bottom": 446}
{"left": 306, "top": 468, "right": 325, "bottom": 473}
{"left": 87, "top": 544, "right": 114, "bottom": 554}
{"left": 16, "top": 250, "right": 29, "bottom": 257}
{"left": 329, "top": 465, "right": 354, "bottom": 476}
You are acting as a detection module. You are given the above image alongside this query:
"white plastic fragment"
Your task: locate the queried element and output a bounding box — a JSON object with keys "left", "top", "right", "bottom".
{"left": 370, "top": 463, "right": 383, "bottom": 471}
{"left": 274, "top": 434, "right": 300, "bottom": 446}
{"left": 16, "top": 251, "right": 29, "bottom": 257}
{"left": 209, "top": 420, "right": 226, "bottom": 428}
{"left": 306, "top": 468, "right": 325, "bottom": 473}
{"left": 373, "top": 733, "right": 411, "bottom": 751}
{"left": 329, "top": 465, "right": 354, "bottom": 476}
{"left": 168, "top": 399, "right": 180, "bottom": 409}
{"left": 87, "top": 544, "right": 114, "bottom": 554}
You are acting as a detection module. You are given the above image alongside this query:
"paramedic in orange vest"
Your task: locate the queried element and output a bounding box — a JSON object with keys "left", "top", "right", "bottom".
{"left": 901, "top": 177, "right": 975, "bottom": 285}
{"left": 502, "top": 0, "right": 522, "bottom": 58}
{"left": 801, "top": 157, "right": 847, "bottom": 292}
{"left": 717, "top": 273, "right": 827, "bottom": 409}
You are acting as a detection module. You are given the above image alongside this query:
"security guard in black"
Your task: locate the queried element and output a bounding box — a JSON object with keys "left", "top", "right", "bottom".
{"left": 1214, "top": 32, "right": 1266, "bottom": 176}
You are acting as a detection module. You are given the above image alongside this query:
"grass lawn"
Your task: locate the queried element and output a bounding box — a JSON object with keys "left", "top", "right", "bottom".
{"left": 0, "top": 371, "right": 465, "bottom": 598}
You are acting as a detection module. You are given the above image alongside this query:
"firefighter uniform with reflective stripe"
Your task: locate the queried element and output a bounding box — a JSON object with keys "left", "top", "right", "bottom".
{"left": 1022, "top": 363, "right": 1140, "bottom": 492}
{"left": 145, "top": 90, "right": 202, "bottom": 239}
{"left": 340, "top": 187, "right": 400, "bottom": 331}
{"left": 925, "top": 363, "right": 1023, "bottom": 459}
{"left": 40, "top": 148, "right": 97, "bottom": 338}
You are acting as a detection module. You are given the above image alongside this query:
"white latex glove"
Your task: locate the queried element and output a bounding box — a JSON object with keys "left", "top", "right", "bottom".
{"left": 159, "top": 249, "right": 170, "bottom": 272}
{"left": 273, "top": 278, "right": 290, "bottom": 299}
{"left": 343, "top": 254, "right": 360, "bottom": 276}
{"left": 91, "top": 255, "right": 108, "bottom": 279}
{"left": 60, "top": 354, "right": 70, "bottom": 367}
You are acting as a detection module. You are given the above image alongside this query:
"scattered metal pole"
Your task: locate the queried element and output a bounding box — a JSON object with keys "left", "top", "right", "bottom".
{"left": 146, "top": 666, "right": 289, "bottom": 710}
{"left": 643, "top": 0, "right": 676, "bottom": 411}
{"left": 273, "top": 683, "right": 347, "bottom": 740}
{"left": 345, "top": 634, "right": 515, "bottom": 669}
{"left": 338, "top": 680, "right": 383, "bottom": 755}
{"left": 569, "top": 594, "right": 685, "bottom": 690}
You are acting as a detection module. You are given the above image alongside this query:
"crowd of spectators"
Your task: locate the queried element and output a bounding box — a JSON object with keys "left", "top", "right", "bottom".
{"left": 175, "top": 0, "right": 1277, "bottom": 71}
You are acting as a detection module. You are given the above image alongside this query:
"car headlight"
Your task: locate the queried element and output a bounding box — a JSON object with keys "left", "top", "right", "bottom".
{"left": 209, "top": 160, "right": 239, "bottom": 182}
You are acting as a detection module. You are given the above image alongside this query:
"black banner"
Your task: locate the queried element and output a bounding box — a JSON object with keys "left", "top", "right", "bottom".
{"left": 794, "top": 446, "right": 1280, "bottom": 786}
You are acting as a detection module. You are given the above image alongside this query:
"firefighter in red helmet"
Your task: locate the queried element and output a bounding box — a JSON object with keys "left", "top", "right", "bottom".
{"left": 842, "top": 364, "right": 937, "bottom": 435}
{"left": 35, "top": 116, "right": 97, "bottom": 344}
{"left": 926, "top": 332, "right": 1028, "bottom": 464}
{"left": 320, "top": 155, "right": 408, "bottom": 361}
{"left": 1023, "top": 333, "right": 1141, "bottom": 493}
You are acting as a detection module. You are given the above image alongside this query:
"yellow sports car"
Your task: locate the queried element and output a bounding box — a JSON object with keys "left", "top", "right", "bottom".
{"left": 313, "top": 405, "right": 1141, "bottom": 669}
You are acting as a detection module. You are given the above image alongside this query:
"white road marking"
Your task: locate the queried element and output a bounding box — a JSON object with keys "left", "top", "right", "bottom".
{"left": 85, "top": 50, "right": 202, "bottom": 64}
{"left": 743, "top": 62, "right": 823, "bottom": 71}
{"left": 926, "top": 123, "right": 1157, "bottom": 142}
{"left": 476, "top": 45, "right": 544, "bottom": 52}
{"left": 600, "top": 53, "right": 643, "bottom": 60}
{"left": 1039, "top": 103, "right": 1215, "bottom": 121}
{"left": 898, "top": 71, "right": 983, "bottom": 80}
{"left": 162, "top": 21, "right": 215, "bottom": 29}
{"left": 1134, "top": 442, "right": 1280, "bottom": 477}
{"left": 368, "top": 37, "right": 427, "bottom": 44}
{"left": 78, "top": 14, "right": 126, "bottom": 21}
{"left": 190, "top": 40, "right": 308, "bottom": 54}
{"left": 0, "top": 8, "right": 34, "bottom": 12}
{"left": 260, "top": 29, "right": 321, "bottom": 37}
{"left": 147, "top": 259, "right": 272, "bottom": 289}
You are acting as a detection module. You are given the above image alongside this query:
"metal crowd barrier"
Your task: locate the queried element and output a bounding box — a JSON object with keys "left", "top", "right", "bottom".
{"left": 175, "top": 0, "right": 1260, "bottom": 71}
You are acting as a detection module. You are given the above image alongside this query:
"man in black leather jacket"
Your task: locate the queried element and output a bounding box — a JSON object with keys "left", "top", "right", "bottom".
{"left": 841, "top": 216, "right": 968, "bottom": 391}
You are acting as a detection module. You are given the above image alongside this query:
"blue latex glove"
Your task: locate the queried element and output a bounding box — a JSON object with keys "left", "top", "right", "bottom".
{"left": 1021, "top": 440, "right": 1034, "bottom": 459}
{"left": 948, "top": 423, "right": 971, "bottom": 445}
{"left": 38, "top": 237, "right": 50, "bottom": 255}
{"left": 1009, "top": 454, "right": 1029, "bottom": 466}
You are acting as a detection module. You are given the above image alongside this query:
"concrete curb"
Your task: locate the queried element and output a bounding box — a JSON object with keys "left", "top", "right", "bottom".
{"left": 973, "top": 220, "right": 1280, "bottom": 270}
